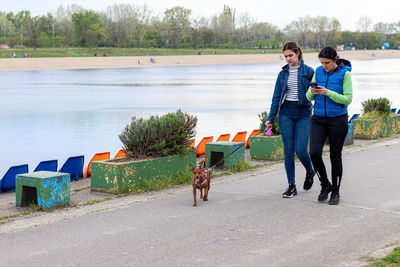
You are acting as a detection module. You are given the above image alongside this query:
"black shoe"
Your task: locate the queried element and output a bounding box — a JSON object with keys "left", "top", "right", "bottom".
{"left": 303, "top": 171, "right": 315, "bottom": 190}
{"left": 318, "top": 183, "right": 332, "bottom": 202}
{"left": 282, "top": 183, "right": 297, "bottom": 198}
{"left": 328, "top": 193, "right": 340, "bottom": 205}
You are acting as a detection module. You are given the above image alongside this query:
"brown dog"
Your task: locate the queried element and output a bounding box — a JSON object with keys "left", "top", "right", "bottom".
{"left": 190, "top": 160, "right": 211, "bottom": 206}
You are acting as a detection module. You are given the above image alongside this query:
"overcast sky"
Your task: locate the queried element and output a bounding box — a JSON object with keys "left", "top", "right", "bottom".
{"left": 2, "top": 0, "right": 399, "bottom": 31}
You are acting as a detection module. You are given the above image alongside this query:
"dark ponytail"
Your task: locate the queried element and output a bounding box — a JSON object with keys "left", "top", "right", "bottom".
{"left": 283, "top": 42, "right": 303, "bottom": 59}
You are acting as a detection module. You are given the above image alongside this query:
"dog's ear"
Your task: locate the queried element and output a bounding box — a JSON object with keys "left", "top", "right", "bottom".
{"left": 199, "top": 160, "right": 206, "bottom": 169}
{"left": 189, "top": 164, "right": 194, "bottom": 171}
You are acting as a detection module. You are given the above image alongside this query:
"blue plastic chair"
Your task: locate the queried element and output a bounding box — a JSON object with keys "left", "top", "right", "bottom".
{"left": 391, "top": 108, "right": 397, "bottom": 113}
{"left": 0, "top": 164, "right": 29, "bottom": 193}
{"left": 398, "top": 110, "right": 400, "bottom": 114}
{"left": 348, "top": 113, "right": 359, "bottom": 124}
{"left": 58, "top": 155, "right": 84, "bottom": 181}
{"left": 34, "top": 160, "right": 58, "bottom": 172}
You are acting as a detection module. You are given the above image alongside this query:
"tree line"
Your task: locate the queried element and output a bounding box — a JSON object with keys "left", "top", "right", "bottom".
{"left": 1, "top": 4, "right": 399, "bottom": 50}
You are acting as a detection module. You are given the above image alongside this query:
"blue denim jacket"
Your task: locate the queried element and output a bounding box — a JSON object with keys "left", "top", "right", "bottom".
{"left": 266, "top": 59, "right": 314, "bottom": 123}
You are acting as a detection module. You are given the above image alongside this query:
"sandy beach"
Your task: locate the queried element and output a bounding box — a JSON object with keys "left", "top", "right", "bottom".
{"left": 1, "top": 50, "right": 399, "bottom": 72}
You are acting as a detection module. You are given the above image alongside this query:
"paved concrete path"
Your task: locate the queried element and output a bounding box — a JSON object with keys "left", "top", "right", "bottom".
{"left": 1, "top": 141, "right": 400, "bottom": 266}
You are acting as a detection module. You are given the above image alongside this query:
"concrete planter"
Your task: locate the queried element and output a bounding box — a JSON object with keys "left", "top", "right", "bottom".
{"left": 249, "top": 135, "right": 284, "bottom": 160}
{"left": 91, "top": 151, "right": 196, "bottom": 194}
{"left": 344, "top": 123, "right": 354, "bottom": 146}
{"left": 352, "top": 115, "right": 400, "bottom": 139}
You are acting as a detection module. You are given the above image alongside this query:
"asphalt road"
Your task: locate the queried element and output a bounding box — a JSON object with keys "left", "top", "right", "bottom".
{"left": 1, "top": 143, "right": 400, "bottom": 266}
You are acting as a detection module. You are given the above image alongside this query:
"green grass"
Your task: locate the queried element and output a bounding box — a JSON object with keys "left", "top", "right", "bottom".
{"left": 84, "top": 196, "right": 113, "bottom": 206}
{"left": 213, "top": 160, "right": 259, "bottom": 177}
{"left": 119, "top": 159, "right": 268, "bottom": 195}
{"left": 120, "top": 168, "right": 193, "bottom": 195}
{"left": 0, "top": 47, "right": 319, "bottom": 59}
{"left": 366, "top": 247, "right": 400, "bottom": 266}
{"left": 358, "top": 111, "right": 397, "bottom": 120}
{"left": 0, "top": 203, "right": 51, "bottom": 223}
{"left": 73, "top": 186, "right": 90, "bottom": 192}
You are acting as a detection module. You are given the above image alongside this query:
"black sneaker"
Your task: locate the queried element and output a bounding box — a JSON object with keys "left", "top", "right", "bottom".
{"left": 303, "top": 171, "right": 315, "bottom": 190}
{"left": 282, "top": 183, "right": 297, "bottom": 198}
{"left": 328, "top": 193, "right": 340, "bottom": 205}
{"left": 318, "top": 183, "right": 332, "bottom": 202}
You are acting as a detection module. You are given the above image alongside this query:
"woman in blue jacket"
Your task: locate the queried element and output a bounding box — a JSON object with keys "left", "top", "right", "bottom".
{"left": 265, "top": 42, "right": 315, "bottom": 198}
{"left": 306, "top": 46, "right": 353, "bottom": 205}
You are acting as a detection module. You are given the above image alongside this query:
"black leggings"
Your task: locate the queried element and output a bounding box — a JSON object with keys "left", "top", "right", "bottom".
{"left": 309, "top": 115, "right": 348, "bottom": 194}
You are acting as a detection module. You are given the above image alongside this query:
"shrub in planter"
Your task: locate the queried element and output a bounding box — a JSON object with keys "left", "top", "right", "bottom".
{"left": 119, "top": 109, "right": 197, "bottom": 159}
{"left": 91, "top": 110, "right": 198, "bottom": 193}
{"left": 250, "top": 111, "right": 283, "bottom": 160}
{"left": 353, "top": 98, "right": 400, "bottom": 139}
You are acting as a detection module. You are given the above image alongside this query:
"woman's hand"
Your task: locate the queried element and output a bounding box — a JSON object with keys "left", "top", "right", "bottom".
{"left": 311, "top": 86, "right": 328, "bottom": 95}
{"left": 265, "top": 121, "right": 272, "bottom": 128}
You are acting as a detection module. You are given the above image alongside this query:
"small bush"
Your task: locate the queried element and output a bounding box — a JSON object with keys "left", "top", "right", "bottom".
{"left": 360, "top": 98, "right": 391, "bottom": 118}
{"left": 119, "top": 109, "right": 197, "bottom": 159}
{"left": 258, "top": 111, "right": 280, "bottom": 135}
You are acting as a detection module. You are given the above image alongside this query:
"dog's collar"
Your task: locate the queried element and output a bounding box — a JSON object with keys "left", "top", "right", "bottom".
{"left": 193, "top": 176, "right": 208, "bottom": 189}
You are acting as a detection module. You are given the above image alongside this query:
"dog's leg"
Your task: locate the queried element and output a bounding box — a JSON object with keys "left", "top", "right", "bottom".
{"left": 200, "top": 188, "right": 203, "bottom": 199}
{"left": 193, "top": 187, "right": 197, "bottom": 206}
{"left": 203, "top": 186, "right": 209, "bottom": 201}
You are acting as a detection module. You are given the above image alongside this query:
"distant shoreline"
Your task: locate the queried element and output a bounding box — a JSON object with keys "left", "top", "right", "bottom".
{"left": 1, "top": 50, "right": 399, "bottom": 72}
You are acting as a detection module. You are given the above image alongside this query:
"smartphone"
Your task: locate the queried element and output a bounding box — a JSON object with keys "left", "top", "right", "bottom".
{"left": 309, "top": 82, "right": 318, "bottom": 88}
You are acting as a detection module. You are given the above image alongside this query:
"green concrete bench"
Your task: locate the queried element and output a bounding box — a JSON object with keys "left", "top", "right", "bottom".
{"left": 205, "top": 141, "right": 245, "bottom": 168}
{"left": 16, "top": 171, "right": 70, "bottom": 209}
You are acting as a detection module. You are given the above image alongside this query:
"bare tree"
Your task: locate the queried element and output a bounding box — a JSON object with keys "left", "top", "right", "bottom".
{"left": 218, "top": 5, "right": 236, "bottom": 44}
{"left": 24, "top": 15, "right": 45, "bottom": 49}
{"left": 236, "top": 12, "right": 254, "bottom": 46}
{"left": 292, "top": 16, "right": 312, "bottom": 47}
{"left": 104, "top": 4, "right": 131, "bottom": 48}
{"left": 357, "top": 15, "right": 373, "bottom": 49}
{"left": 163, "top": 6, "right": 191, "bottom": 48}
{"left": 327, "top": 18, "right": 342, "bottom": 46}
{"left": 125, "top": 4, "right": 137, "bottom": 48}
{"left": 249, "top": 22, "right": 277, "bottom": 42}
{"left": 135, "top": 4, "right": 152, "bottom": 48}
{"left": 312, "top": 16, "right": 329, "bottom": 48}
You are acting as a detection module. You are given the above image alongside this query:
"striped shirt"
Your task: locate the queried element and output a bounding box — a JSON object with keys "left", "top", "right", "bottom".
{"left": 285, "top": 66, "right": 299, "bottom": 101}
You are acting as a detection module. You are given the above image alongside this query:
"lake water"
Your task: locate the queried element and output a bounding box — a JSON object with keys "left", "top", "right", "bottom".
{"left": 1, "top": 58, "right": 400, "bottom": 175}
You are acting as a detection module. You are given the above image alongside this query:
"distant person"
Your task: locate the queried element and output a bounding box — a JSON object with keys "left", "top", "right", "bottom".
{"left": 306, "top": 46, "right": 353, "bottom": 205}
{"left": 265, "top": 42, "right": 315, "bottom": 198}
{"left": 12, "top": 53, "right": 16, "bottom": 58}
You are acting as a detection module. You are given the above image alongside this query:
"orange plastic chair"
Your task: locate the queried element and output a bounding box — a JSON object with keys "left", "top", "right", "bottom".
{"left": 231, "top": 131, "right": 247, "bottom": 144}
{"left": 84, "top": 152, "right": 111, "bottom": 177}
{"left": 246, "top": 129, "right": 260, "bottom": 148}
{"left": 114, "top": 149, "right": 126, "bottom": 158}
{"left": 195, "top": 136, "right": 213, "bottom": 157}
{"left": 187, "top": 138, "right": 195, "bottom": 149}
{"left": 216, "top": 134, "right": 230, "bottom": 142}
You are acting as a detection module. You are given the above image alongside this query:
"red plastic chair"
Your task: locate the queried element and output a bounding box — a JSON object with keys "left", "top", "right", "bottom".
{"left": 231, "top": 131, "right": 247, "bottom": 144}
{"left": 196, "top": 136, "right": 213, "bottom": 157}
{"left": 246, "top": 129, "right": 260, "bottom": 148}
{"left": 216, "top": 134, "right": 230, "bottom": 142}
{"left": 84, "top": 152, "right": 110, "bottom": 177}
{"left": 114, "top": 149, "right": 126, "bottom": 158}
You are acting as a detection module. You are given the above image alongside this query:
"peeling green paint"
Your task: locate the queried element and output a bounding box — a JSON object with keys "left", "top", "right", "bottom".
{"left": 91, "top": 151, "right": 196, "bottom": 193}
{"left": 249, "top": 136, "right": 284, "bottom": 160}
{"left": 205, "top": 141, "right": 245, "bottom": 168}
{"left": 16, "top": 171, "right": 70, "bottom": 209}
{"left": 353, "top": 115, "right": 400, "bottom": 139}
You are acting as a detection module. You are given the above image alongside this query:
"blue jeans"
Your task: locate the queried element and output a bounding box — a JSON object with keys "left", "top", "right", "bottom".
{"left": 278, "top": 101, "right": 314, "bottom": 184}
